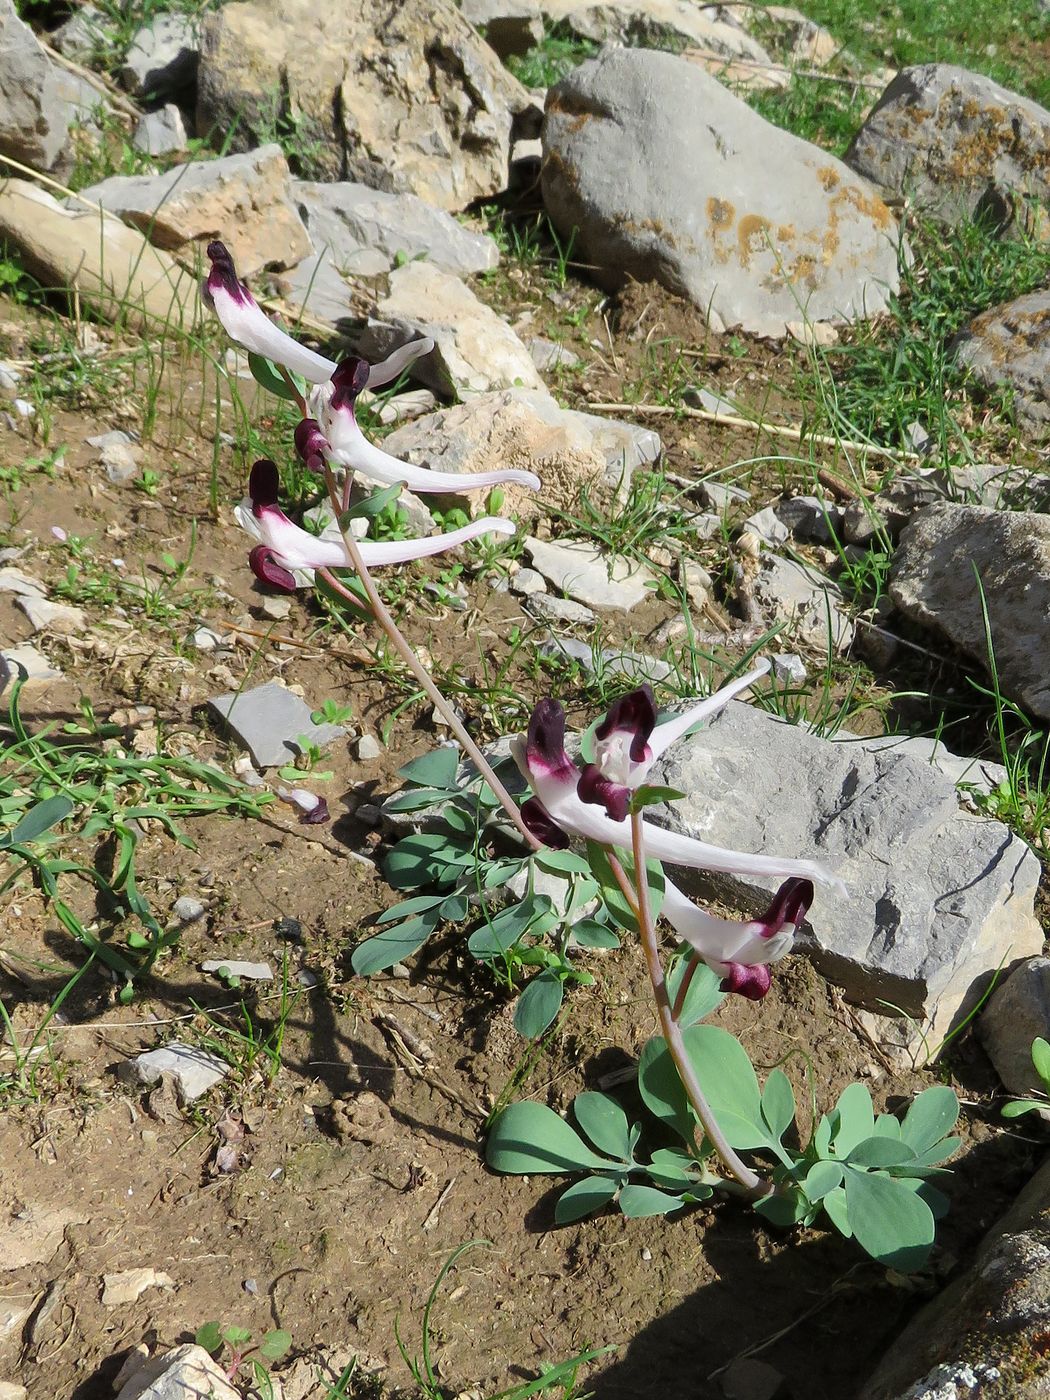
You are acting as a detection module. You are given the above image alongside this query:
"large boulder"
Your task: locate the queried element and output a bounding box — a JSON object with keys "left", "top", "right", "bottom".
{"left": 649, "top": 700, "right": 1042, "bottom": 1052}
{"left": 860, "top": 1156, "right": 1050, "bottom": 1399}
{"left": 846, "top": 64, "right": 1050, "bottom": 226}
{"left": 196, "top": 0, "right": 530, "bottom": 208}
{"left": 76, "top": 146, "right": 310, "bottom": 278}
{"left": 954, "top": 289, "right": 1050, "bottom": 440}
{"left": 890, "top": 504, "right": 1050, "bottom": 723}
{"left": 0, "top": 181, "right": 197, "bottom": 331}
{"left": 0, "top": 0, "right": 83, "bottom": 172}
{"left": 541, "top": 46, "right": 900, "bottom": 335}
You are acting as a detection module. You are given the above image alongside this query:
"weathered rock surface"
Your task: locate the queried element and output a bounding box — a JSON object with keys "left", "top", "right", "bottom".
{"left": 954, "top": 290, "right": 1050, "bottom": 439}
{"left": 355, "top": 262, "right": 549, "bottom": 400}
{"left": 0, "top": 181, "right": 197, "bottom": 331}
{"left": 459, "top": 0, "right": 544, "bottom": 57}
{"left": 293, "top": 180, "right": 499, "bottom": 278}
{"left": 752, "top": 553, "right": 855, "bottom": 651}
{"left": 78, "top": 146, "right": 309, "bottom": 278}
{"left": 890, "top": 504, "right": 1050, "bottom": 723}
{"left": 542, "top": 46, "right": 900, "bottom": 335}
{"left": 846, "top": 64, "right": 1050, "bottom": 226}
{"left": 523, "top": 536, "right": 657, "bottom": 610}
{"left": 859, "top": 1155, "right": 1050, "bottom": 1399}
{"left": 197, "top": 0, "right": 529, "bottom": 207}
{"left": 118, "top": 1042, "right": 228, "bottom": 1102}
{"left": 132, "top": 104, "right": 188, "bottom": 156}
{"left": 0, "top": 0, "right": 82, "bottom": 172}
{"left": 119, "top": 12, "right": 198, "bottom": 98}
{"left": 651, "top": 701, "right": 1042, "bottom": 1049}
{"left": 114, "top": 1344, "right": 240, "bottom": 1400}
{"left": 979, "top": 957, "right": 1050, "bottom": 1098}
{"left": 382, "top": 387, "right": 660, "bottom": 519}
{"left": 209, "top": 680, "right": 347, "bottom": 768}
{"left": 4, "top": 1204, "right": 87, "bottom": 1271}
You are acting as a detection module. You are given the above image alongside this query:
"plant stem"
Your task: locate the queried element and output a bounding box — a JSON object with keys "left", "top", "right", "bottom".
{"left": 317, "top": 465, "right": 541, "bottom": 852}
{"left": 627, "top": 814, "right": 767, "bottom": 1197}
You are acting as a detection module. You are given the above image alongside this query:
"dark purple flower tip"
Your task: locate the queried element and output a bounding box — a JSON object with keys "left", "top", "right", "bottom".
{"left": 757, "top": 878, "right": 814, "bottom": 939}
{"left": 249, "top": 545, "right": 297, "bottom": 593}
{"left": 526, "top": 698, "right": 576, "bottom": 781}
{"left": 300, "top": 796, "right": 330, "bottom": 825}
{"left": 294, "top": 417, "right": 328, "bottom": 472}
{"left": 204, "top": 240, "right": 250, "bottom": 306}
{"left": 520, "top": 797, "right": 570, "bottom": 849}
{"left": 248, "top": 459, "right": 281, "bottom": 515}
{"left": 721, "top": 962, "right": 773, "bottom": 1001}
{"left": 597, "top": 686, "right": 656, "bottom": 763}
{"left": 577, "top": 763, "right": 630, "bottom": 821}
{"left": 330, "top": 356, "right": 371, "bottom": 411}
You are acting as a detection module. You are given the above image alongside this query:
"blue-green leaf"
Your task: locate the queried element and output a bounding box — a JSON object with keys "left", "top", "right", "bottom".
{"left": 638, "top": 1036, "right": 695, "bottom": 1145}
{"left": 384, "top": 832, "right": 472, "bottom": 889}
{"left": 351, "top": 918, "right": 433, "bottom": 975}
{"left": 382, "top": 787, "right": 454, "bottom": 813}
{"left": 571, "top": 920, "right": 620, "bottom": 950}
{"left": 397, "top": 748, "right": 460, "bottom": 791}
{"left": 829, "top": 1082, "right": 875, "bottom": 1156}
{"left": 899, "top": 1086, "right": 959, "bottom": 1155}
{"left": 554, "top": 1176, "right": 620, "bottom": 1224}
{"left": 665, "top": 956, "right": 725, "bottom": 1028}
{"left": 843, "top": 1167, "right": 935, "bottom": 1271}
{"left": 846, "top": 1137, "right": 918, "bottom": 1169}
{"left": 647, "top": 1148, "right": 700, "bottom": 1190}
{"left": 534, "top": 849, "right": 593, "bottom": 877}
{"left": 572, "top": 1092, "right": 632, "bottom": 1160}
{"left": 486, "top": 1102, "right": 619, "bottom": 1174}
{"left": 374, "top": 895, "right": 444, "bottom": 924}
{"left": 247, "top": 352, "right": 305, "bottom": 402}
{"left": 619, "top": 1185, "right": 688, "bottom": 1218}
{"left": 801, "top": 1159, "right": 843, "bottom": 1202}
{"left": 1032, "top": 1038, "right": 1050, "bottom": 1085}
{"left": 761, "top": 1068, "right": 796, "bottom": 1142}
{"left": 513, "top": 970, "right": 564, "bottom": 1039}
{"left": 822, "top": 1185, "right": 851, "bottom": 1238}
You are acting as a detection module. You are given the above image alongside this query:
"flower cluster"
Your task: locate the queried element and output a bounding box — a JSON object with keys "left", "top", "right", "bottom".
{"left": 202, "top": 242, "right": 540, "bottom": 589}
{"left": 512, "top": 659, "right": 845, "bottom": 999}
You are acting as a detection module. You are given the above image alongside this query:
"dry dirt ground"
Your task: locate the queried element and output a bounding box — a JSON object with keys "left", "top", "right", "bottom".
{"left": 0, "top": 283, "right": 1047, "bottom": 1400}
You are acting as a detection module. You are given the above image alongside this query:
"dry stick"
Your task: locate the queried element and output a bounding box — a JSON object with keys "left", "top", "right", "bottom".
{"left": 310, "top": 458, "right": 542, "bottom": 853}
{"left": 617, "top": 826, "right": 766, "bottom": 1197}
{"left": 583, "top": 400, "right": 920, "bottom": 465}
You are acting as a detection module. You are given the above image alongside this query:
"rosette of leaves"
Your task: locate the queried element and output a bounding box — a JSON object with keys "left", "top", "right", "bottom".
{"left": 487, "top": 1012, "right": 960, "bottom": 1271}
{"left": 352, "top": 748, "right": 622, "bottom": 1038}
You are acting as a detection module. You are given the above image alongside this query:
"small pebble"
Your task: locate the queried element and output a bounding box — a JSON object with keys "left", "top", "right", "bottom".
{"left": 273, "top": 916, "right": 303, "bottom": 942}
{"left": 172, "top": 896, "right": 206, "bottom": 925}
{"left": 772, "top": 653, "right": 807, "bottom": 685}
{"left": 641, "top": 1247, "right": 652, "bottom": 1261}
{"left": 355, "top": 733, "right": 383, "bottom": 761}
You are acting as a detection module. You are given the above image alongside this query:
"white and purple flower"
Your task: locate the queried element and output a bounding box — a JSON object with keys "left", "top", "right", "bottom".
{"left": 205, "top": 242, "right": 540, "bottom": 498}
{"left": 511, "top": 660, "right": 844, "bottom": 999}
{"left": 236, "top": 459, "right": 516, "bottom": 592}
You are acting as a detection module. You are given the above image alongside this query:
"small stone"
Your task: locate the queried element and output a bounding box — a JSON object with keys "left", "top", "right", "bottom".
{"left": 201, "top": 959, "right": 273, "bottom": 982}
{"left": 191, "top": 626, "right": 225, "bottom": 652}
{"left": 640, "top": 1246, "right": 652, "bottom": 1261}
{"left": 771, "top": 653, "right": 807, "bottom": 684}
{"left": 119, "top": 1043, "right": 228, "bottom": 1103}
{"left": 274, "top": 916, "right": 303, "bottom": 942}
{"left": 4, "top": 1204, "right": 88, "bottom": 1272}
{"left": 509, "top": 567, "right": 546, "bottom": 597}
{"left": 113, "top": 1344, "right": 239, "bottom": 1400}
{"left": 132, "top": 104, "right": 188, "bottom": 156}
{"left": 208, "top": 680, "right": 348, "bottom": 769}
{"left": 524, "top": 536, "right": 656, "bottom": 611}
{"left": 12, "top": 398, "right": 33, "bottom": 418}
{"left": 684, "top": 385, "right": 739, "bottom": 416}
{"left": 101, "top": 1268, "right": 174, "bottom": 1307}
{"left": 979, "top": 957, "right": 1050, "bottom": 1097}
{"left": 14, "top": 595, "right": 86, "bottom": 635}
{"left": 0, "top": 365, "right": 19, "bottom": 390}
{"left": 775, "top": 494, "right": 842, "bottom": 543}
{"left": 529, "top": 337, "right": 582, "bottom": 372}
{"left": 700, "top": 480, "right": 750, "bottom": 511}
{"left": 721, "top": 1356, "right": 785, "bottom": 1400}
{"left": 172, "top": 896, "right": 205, "bottom": 925}
{"left": 0, "top": 566, "right": 47, "bottom": 599}
{"left": 0, "top": 1297, "right": 32, "bottom": 1344}
{"left": 355, "top": 734, "right": 383, "bottom": 761}
{"left": 86, "top": 429, "right": 135, "bottom": 449}
{"left": 742, "top": 506, "right": 789, "bottom": 548}
{"left": 526, "top": 593, "right": 597, "bottom": 627}
{"left": 785, "top": 319, "right": 839, "bottom": 347}
{"left": 259, "top": 594, "right": 291, "bottom": 621}
{"left": 0, "top": 1382, "right": 28, "bottom": 1399}
{"left": 99, "top": 440, "right": 142, "bottom": 483}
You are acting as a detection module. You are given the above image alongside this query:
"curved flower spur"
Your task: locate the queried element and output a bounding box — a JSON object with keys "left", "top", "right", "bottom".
{"left": 203, "top": 241, "right": 540, "bottom": 497}
{"left": 511, "top": 658, "right": 845, "bottom": 998}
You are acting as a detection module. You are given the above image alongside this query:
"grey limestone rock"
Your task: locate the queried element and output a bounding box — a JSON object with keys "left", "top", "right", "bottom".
{"left": 978, "top": 957, "right": 1050, "bottom": 1098}
{"left": 751, "top": 553, "right": 855, "bottom": 652}
{"left": 119, "top": 1043, "right": 228, "bottom": 1103}
{"left": 208, "top": 680, "right": 347, "bottom": 768}
{"left": 542, "top": 46, "right": 900, "bottom": 336}
{"left": 954, "top": 289, "right": 1050, "bottom": 439}
{"left": 0, "top": 0, "right": 81, "bottom": 172}
{"left": 119, "top": 12, "right": 198, "bottom": 97}
{"left": 114, "top": 1344, "right": 240, "bottom": 1400}
{"left": 132, "top": 104, "right": 188, "bottom": 156}
{"left": 523, "top": 536, "right": 657, "bottom": 611}
{"left": 859, "top": 1156, "right": 1050, "bottom": 1399}
{"left": 890, "top": 503, "right": 1050, "bottom": 723}
{"left": 846, "top": 64, "right": 1050, "bottom": 227}
{"left": 197, "top": 0, "right": 529, "bottom": 207}
{"left": 650, "top": 701, "right": 1042, "bottom": 1050}
{"left": 293, "top": 180, "right": 499, "bottom": 278}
